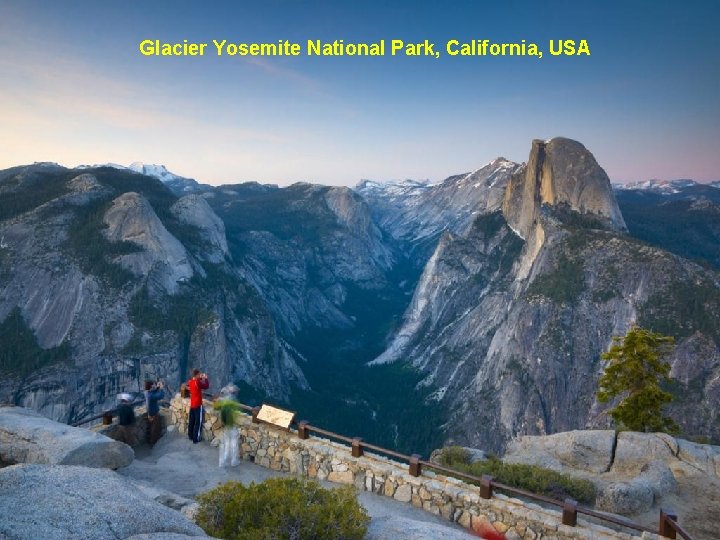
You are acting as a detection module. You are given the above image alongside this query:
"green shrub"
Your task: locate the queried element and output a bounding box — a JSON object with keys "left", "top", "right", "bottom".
{"left": 438, "top": 445, "right": 471, "bottom": 465}
{"left": 196, "top": 477, "right": 370, "bottom": 540}
{"left": 435, "top": 449, "right": 596, "bottom": 504}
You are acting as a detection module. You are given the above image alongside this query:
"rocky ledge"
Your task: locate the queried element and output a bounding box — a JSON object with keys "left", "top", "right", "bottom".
{"left": 0, "top": 405, "right": 133, "bottom": 468}
{"left": 502, "top": 430, "right": 720, "bottom": 539}
{"left": 0, "top": 405, "right": 210, "bottom": 540}
{"left": 0, "top": 465, "right": 210, "bottom": 539}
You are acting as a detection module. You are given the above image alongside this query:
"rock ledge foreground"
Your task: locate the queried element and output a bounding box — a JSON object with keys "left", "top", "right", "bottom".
{"left": 0, "top": 464, "right": 210, "bottom": 539}
{"left": 0, "top": 405, "right": 133, "bottom": 468}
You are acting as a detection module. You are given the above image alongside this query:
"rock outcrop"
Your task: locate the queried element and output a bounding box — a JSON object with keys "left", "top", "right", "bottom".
{"left": 0, "top": 405, "right": 133, "bottom": 468}
{"left": 502, "top": 138, "right": 626, "bottom": 279}
{"left": 503, "top": 429, "right": 720, "bottom": 479}
{"left": 0, "top": 464, "right": 210, "bottom": 539}
{"left": 503, "top": 138, "right": 627, "bottom": 241}
{"left": 171, "top": 194, "right": 229, "bottom": 263}
{"left": 103, "top": 192, "right": 193, "bottom": 293}
{"left": 504, "top": 429, "right": 720, "bottom": 519}
{"left": 504, "top": 429, "right": 617, "bottom": 474}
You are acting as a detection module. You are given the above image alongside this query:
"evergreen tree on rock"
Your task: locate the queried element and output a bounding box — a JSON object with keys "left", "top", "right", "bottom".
{"left": 597, "top": 325, "right": 679, "bottom": 434}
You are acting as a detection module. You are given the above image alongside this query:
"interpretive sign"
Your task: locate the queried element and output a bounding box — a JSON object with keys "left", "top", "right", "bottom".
{"left": 256, "top": 404, "right": 295, "bottom": 429}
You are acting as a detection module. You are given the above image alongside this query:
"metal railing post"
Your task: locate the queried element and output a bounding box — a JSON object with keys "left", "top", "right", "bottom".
{"left": 251, "top": 406, "right": 260, "bottom": 424}
{"left": 102, "top": 411, "right": 113, "bottom": 425}
{"left": 297, "top": 420, "right": 309, "bottom": 439}
{"left": 352, "top": 437, "right": 363, "bottom": 457}
{"left": 409, "top": 454, "right": 422, "bottom": 477}
{"left": 480, "top": 474, "right": 493, "bottom": 499}
{"left": 562, "top": 498, "right": 578, "bottom": 526}
{"left": 659, "top": 509, "right": 678, "bottom": 539}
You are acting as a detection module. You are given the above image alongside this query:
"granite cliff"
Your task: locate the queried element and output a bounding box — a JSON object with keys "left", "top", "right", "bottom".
{"left": 0, "top": 165, "right": 306, "bottom": 422}
{"left": 0, "top": 165, "right": 425, "bottom": 451}
{"left": 370, "top": 138, "right": 720, "bottom": 451}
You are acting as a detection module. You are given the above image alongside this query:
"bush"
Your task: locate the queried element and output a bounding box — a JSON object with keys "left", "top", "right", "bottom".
{"left": 439, "top": 445, "right": 471, "bottom": 465}
{"left": 196, "top": 477, "right": 370, "bottom": 540}
{"left": 436, "top": 448, "right": 596, "bottom": 504}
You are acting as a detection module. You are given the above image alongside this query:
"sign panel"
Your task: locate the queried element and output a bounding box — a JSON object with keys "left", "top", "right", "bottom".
{"left": 256, "top": 404, "right": 295, "bottom": 429}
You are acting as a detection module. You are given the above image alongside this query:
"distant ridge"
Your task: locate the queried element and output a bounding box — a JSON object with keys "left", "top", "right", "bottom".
{"left": 76, "top": 162, "right": 208, "bottom": 194}
{"left": 614, "top": 178, "right": 720, "bottom": 194}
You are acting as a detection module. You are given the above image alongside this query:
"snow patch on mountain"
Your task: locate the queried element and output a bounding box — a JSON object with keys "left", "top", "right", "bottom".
{"left": 614, "top": 179, "right": 706, "bottom": 194}
{"left": 355, "top": 158, "right": 522, "bottom": 262}
{"left": 75, "top": 162, "right": 206, "bottom": 194}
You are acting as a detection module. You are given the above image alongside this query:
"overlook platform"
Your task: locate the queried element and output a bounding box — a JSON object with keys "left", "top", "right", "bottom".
{"left": 118, "top": 427, "right": 474, "bottom": 539}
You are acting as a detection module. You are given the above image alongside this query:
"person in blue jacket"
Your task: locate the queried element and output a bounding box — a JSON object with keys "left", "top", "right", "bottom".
{"left": 144, "top": 380, "right": 165, "bottom": 445}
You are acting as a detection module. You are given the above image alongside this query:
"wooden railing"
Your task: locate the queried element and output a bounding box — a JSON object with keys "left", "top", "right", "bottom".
{"left": 242, "top": 400, "right": 693, "bottom": 540}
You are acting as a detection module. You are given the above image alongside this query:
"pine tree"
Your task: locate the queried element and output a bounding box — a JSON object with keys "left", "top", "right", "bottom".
{"left": 597, "top": 325, "right": 679, "bottom": 434}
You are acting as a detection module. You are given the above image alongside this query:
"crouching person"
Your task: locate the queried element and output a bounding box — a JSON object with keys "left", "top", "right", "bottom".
{"left": 116, "top": 393, "right": 138, "bottom": 447}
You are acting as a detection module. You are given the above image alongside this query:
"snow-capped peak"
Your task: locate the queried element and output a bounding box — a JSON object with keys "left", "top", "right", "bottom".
{"left": 615, "top": 179, "right": 699, "bottom": 194}
{"left": 76, "top": 162, "right": 188, "bottom": 183}
{"left": 74, "top": 162, "right": 205, "bottom": 195}
{"left": 127, "top": 162, "right": 178, "bottom": 182}
{"left": 355, "top": 178, "right": 434, "bottom": 198}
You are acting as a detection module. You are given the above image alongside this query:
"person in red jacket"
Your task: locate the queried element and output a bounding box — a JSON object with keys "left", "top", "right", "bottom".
{"left": 187, "top": 368, "right": 210, "bottom": 443}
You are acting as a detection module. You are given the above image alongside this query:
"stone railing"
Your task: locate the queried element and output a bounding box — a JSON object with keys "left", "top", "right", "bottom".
{"left": 169, "top": 394, "right": 662, "bottom": 540}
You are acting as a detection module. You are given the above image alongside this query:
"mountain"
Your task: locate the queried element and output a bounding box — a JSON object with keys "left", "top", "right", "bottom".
{"left": 368, "top": 138, "right": 720, "bottom": 452}
{"left": 77, "top": 162, "right": 210, "bottom": 195}
{"left": 206, "top": 182, "right": 396, "bottom": 334}
{"left": 356, "top": 158, "right": 522, "bottom": 264}
{"left": 0, "top": 164, "right": 438, "bottom": 453}
{"left": 2, "top": 139, "right": 719, "bottom": 457}
{"left": 0, "top": 164, "right": 306, "bottom": 422}
{"left": 199, "top": 181, "right": 443, "bottom": 452}
{"left": 615, "top": 178, "right": 720, "bottom": 195}
{"left": 613, "top": 179, "right": 720, "bottom": 268}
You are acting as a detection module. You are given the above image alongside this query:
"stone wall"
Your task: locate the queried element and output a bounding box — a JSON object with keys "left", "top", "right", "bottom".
{"left": 169, "top": 395, "right": 660, "bottom": 540}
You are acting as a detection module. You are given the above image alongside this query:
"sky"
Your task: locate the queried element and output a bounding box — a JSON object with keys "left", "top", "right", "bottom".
{"left": 1, "top": 0, "right": 719, "bottom": 186}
